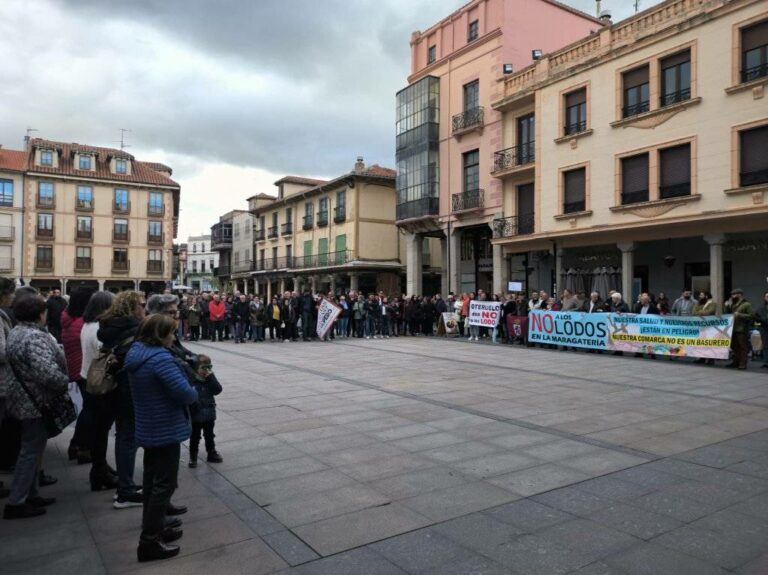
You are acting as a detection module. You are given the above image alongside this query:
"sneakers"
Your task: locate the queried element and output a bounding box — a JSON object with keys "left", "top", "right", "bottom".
{"left": 4, "top": 503, "right": 46, "bottom": 519}
{"left": 114, "top": 491, "right": 144, "bottom": 509}
{"left": 207, "top": 450, "right": 223, "bottom": 463}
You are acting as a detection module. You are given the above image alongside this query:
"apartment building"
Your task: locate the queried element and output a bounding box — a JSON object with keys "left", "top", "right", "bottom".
{"left": 395, "top": 0, "right": 601, "bottom": 296}
{"left": 185, "top": 234, "right": 218, "bottom": 292}
{"left": 0, "top": 148, "right": 27, "bottom": 279}
{"left": 213, "top": 158, "right": 442, "bottom": 297}
{"left": 491, "top": 0, "right": 768, "bottom": 308}
{"left": 21, "top": 139, "right": 179, "bottom": 293}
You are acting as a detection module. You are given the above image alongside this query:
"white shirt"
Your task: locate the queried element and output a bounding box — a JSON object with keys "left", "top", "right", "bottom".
{"left": 80, "top": 321, "right": 101, "bottom": 379}
{"left": 640, "top": 305, "right": 650, "bottom": 315}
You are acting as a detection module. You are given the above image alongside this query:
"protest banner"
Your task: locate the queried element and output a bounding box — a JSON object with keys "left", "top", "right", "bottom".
{"left": 528, "top": 310, "right": 735, "bottom": 359}
{"left": 438, "top": 312, "right": 460, "bottom": 336}
{"left": 316, "top": 298, "right": 342, "bottom": 339}
{"left": 505, "top": 315, "right": 529, "bottom": 344}
{"left": 468, "top": 301, "right": 501, "bottom": 327}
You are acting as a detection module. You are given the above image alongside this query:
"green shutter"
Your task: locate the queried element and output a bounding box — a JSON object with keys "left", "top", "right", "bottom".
{"left": 318, "top": 238, "right": 328, "bottom": 266}
{"left": 335, "top": 235, "right": 346, "bottom": 264}
{"left": 303, "top": 240, "right": 312, "bottom": 266}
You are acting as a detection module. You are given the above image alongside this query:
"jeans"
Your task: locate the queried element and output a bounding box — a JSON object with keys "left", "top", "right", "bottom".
{"left": 201, "top": 316, "right": 209, "bottom": 340}
{"left": 336, "top": 317, "right": 348, "bottom": 337}
{"left": 8, "top": 418, "right": 46, "bottom": 505}
{"left": 381, "top": 316, "right": 390, "bottom": 336}
{"left": 70, "top": 379, "right": 92, "bottom": 452}
{"left": 210, "top": 320, "right": 224, "bottom": 341}
{"left": 366, "top": 316, "right": 376, "bottom": 337}
{"left": 491, "top": 326, "right": 498, "bottom": 343}
{"left": 235, "top": 320, "right": 248, "bottom": 341}
{"left": 141, "top": 443, "right": 180, "bottom": 541}
{"left": 250, "top": 324, "right": 264, "bottom": 341}
{"left": 190, "top": 421, "right": 216, "bottom": 453}
{"left": 469, "top": 325, "right": 480, "bottom": 339}
{"left": 116, "top": 415, "right": 138, "bottom": 496}
{"left": 355, "top": 317, "right": 364, "bottom": 337}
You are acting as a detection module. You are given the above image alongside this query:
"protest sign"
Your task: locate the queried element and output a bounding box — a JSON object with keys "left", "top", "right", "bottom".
{"left": 505, "top": 315, "right": 529, "bottom": 344}
{"left": 438, "top": 312, "right": 460, "bottom": 335}
{"left": 316, "top": 298, "right": 342, "bottom": 339}
{"left": 468, "top": 301, "right": 501, "bottom": 327}
{"left": 528, "top": 310, "right": 735, "bottom": 359}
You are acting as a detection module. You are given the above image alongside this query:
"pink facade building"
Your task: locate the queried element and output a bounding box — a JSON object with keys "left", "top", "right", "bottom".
{"left": 396, "top": 0, "right": 601, "bottom": 296}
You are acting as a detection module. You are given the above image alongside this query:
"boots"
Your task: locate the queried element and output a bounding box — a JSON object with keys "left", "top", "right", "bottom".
{"left": 206, "top": 450, "right": 223, "bottom": 463}
{"left": 188, "top": 450, "right": 198, "bottom": 469}
{"left": 137, "top": 538, "right": 180, "bottom": 563}
{"left": 90, "top": 465, "right": 119, "bottom": 492}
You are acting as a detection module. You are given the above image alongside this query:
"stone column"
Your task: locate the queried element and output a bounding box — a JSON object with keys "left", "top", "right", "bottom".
{"left": 705, "top": 233, "right": 726, "bottom": 312}
{"left": 440, "top": 236, "right": 448, "bottom": 296}
{"left": 266, "top": 280, "right": 272, "bottom": 301}
{"left": 554, "top": 248, "right": 564, "bottom": 297}
{"left": 310, "top": 276, "right": 317, "bottom": 294}
{"left": 294, "top": 276, "right": 302, "bottom": 293}
{"left": 617, "top": 242, "right": 636, "bottom": 300}
{"left": 492, "top": 244, "right": 506, "bottom": 295}
{"left": 330, "top": 274, "right": 337, "bottom": 295}
{"left": 244, "top": 280, "right": 249, "bottom": 295}
{"left": 449, "top": 228, "right": 461, "bottom": 295}
{"left": 279, "top": 278, "right": 286, "bottom": 295}
{"left": 98, "top": 279, "right": 105, "bottom": 291}
{"left": 405, "top": 232, "right": 423, "bottom": 296}
{"left": 349, "top": 273, "right": 359, "bottom": 292}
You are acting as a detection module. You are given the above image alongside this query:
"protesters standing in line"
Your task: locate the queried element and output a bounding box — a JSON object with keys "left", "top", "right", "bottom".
{"left": 671, "top": 289, "right": 695, "bottom": 316}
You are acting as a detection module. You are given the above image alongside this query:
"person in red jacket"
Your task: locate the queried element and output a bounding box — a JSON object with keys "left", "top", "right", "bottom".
{"left": 208, "top": 294, "right": 226, "bottom": 342}
{"left": 61, "top": 288, "right": 95, "bottom": 464}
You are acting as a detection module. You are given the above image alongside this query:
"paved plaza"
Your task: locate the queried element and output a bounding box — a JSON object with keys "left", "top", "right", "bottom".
{"left": 2, "top": 338, "right": 768, "bottom": 574}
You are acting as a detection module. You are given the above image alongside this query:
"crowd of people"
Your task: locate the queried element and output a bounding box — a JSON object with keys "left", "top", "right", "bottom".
{"left": 0, "top": 284, "right": 223, "bottom": 563}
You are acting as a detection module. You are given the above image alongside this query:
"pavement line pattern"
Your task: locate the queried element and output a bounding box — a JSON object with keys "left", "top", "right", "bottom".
{"left": 194, "top": 341, "right": 660, "bottom": 461}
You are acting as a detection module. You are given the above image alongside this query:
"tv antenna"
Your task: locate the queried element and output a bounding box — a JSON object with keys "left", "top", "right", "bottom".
{"left": 24, "top": 127, "right": 38, "bottom": 148}
{"left": 634, "top": 1, "right": 641, "bottom": 12}
{"left": 115, "top": 128, "right": 132, "bottom": 150}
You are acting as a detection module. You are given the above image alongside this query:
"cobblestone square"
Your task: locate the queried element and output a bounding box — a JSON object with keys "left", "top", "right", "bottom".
{"left": 3, "top": 338, "right": 768, "bottom": 574}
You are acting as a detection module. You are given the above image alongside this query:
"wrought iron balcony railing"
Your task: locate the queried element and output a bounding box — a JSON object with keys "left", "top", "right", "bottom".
{"left": 334, "top": 206, "right": 346, "bottom": 223}
{"left": 281, "top": 222, "right": 293, "bottom": 236}
{"left": 622, "top": 100, "right": 650, "bottom": 118}
{"left": 659, "top": 182, "right": 691, "bottom": 199}
{"left": 564, "top": 121, "right": 587, "bottom": 136}
{"left": 621, "top": 190, "right": 649, "bottom": 205}
{"left": 254, "top": 228, "right": 265, "bottom": 241}
{"left": 302, "top": 215, "right": 314, "bottom": 230}
{"left": 147, "top": 261, "right": 164, "bottom": 274}
{"left": 742, "top": 63, "right": 768, "bottom": 84}
{"left": 267, "top": 226, "right": 279, "bottom": 239}
{"left": 317, "top": 211, "right": 329, "bottom": 227}
{"left": 452, "top": 189, "right": 484, "bottom": 213}
{"left": 493, "top": 142, "right": 535, "bottom": 172}
{"left": 492, "top": 214, "right": 535, "bottom": 238}
{"left": 660, "top": 88, "right": 691, "bottom": 107}
{"left": 75, "top": 257, "right": 92, "bottom": 272}
{"left": 452, "top": 106, "right": 484, "bottom": 133}
{"left": 112, "top": 259, "right": 130, "bottom": 273}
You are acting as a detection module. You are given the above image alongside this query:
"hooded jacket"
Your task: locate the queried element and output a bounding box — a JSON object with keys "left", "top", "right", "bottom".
{"left": 98, "top": 316, "right": 140, "bottom": 418}
{"left": 61, "top": 310, "right": 85, "bottom": 381}
{"left": 124, "top": 342, "right": 198, "bottom": 448}
{"left": 191, "top": 372, "right": 222, "bottom": 423}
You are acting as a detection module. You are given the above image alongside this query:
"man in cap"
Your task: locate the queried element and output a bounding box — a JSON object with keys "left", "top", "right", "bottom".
{"left": 724, "top": 288, "right": 753, "bottom": 370}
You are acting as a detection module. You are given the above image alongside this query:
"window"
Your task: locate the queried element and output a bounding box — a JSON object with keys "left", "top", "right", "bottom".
{"left": 192, "top": 260, "right": 198, "bottom": 273}
{"left": 462, "top": 150, "right": 480, "bottom": 192}
{"left": 38, "top": 182, "right": 54, "bottom": 207}
{"left": 468, "top": 20, "right": 479, "bottom": 42}
{"left": 271, "top": 247, "right": 278, "bottom": 267}
{"left": 37, "top": 213, "right": 54, "bottom": 235}
{"left": 257, "top": 251, "right": 263, "bottom": 269}
{"left": 286, "top": 245, "right": 292, "bottom": 265}
{"left": 76, "top": 246, "right": 92, "bottom": 270}
{"left": 742, "top": 20, "right": 768, "bottom": 83}
{"left": 40, "top": 150, "right": 53, "bottom": 166}
{"left": 149, "top": 221, "right": 163, "bottom": 240}
{"left": 517, "top": 114, "right": 535, "bottom": 163}
{"left": 660, "top": 51, "right": 691, "bottom": 106}
{"left": 335, "top": 190, "right": 346, "bottom": 221}
{"left": 0, "top": 180, "right": 12, "bottom": 207}
{"left": 623, "top": 65, "right": 650, "bottom": 118}
{"left": 149, "top": 250, "right": 162, "bottom": 261}
{"left": 209, "top": 259, "right": 214, "bottom": 270}
{"left": 114, "top": 189, "right": 129, "bottom": 212}
{"left": 148, "top": 249, "right": 162, "bottom": 272}
{"left": 285, "top": 207, "right": 293, "bottom": 233}
{"left": 36, "top": 245, "right": 53, "bottom": 268}
{"left": 427, "top": 45, "right": 436, "bottom": 64}
{"left": 77, "top": 216, "right": 92, "bottom": 238}
{"left": 114, "top": 218, "right": 128, "bottom": 240}
{"left": 272, "top": 212, "right": 278, "bottom": 227}
{"left": 335, "top": 234, "right": 347, "bottom": 263}
{"left": 115, "top": 158, "right": 127, "bottom": 174}
{"left": 148, "top": 192, "right": 164, "bottom": 215}
{"left": 621, "top": 154, "right": 650, "bottom": 204}
{"left": 318, "top": 237, "right": 328, "bottom": 266}
{"left": 463, "top": 80, "right": 479, "bottom": 112}
{"left": 318, "top": 198, "right": 329, "bottom": 226}
{"left": 201, "top": 261, "right": 206, "bottom": 273}
{"left": 303, "top": 240, "right": 312, "bottom": 265}
{"left": 563, "top": 168, "right": 586, "bottom": 213}
{"left": 303, "top": 202, "right": 314, "bottom": 229}
{"left": 78, "top": 155, "right": 92, "bottom": 170}
{"left": 659, "top": 143, "right": 691, "bottom": 198}
{"left": 234, "top": 252, "right": 240, "bottom": 265}
{"left": 113, "top": 249, "right": 128, "bottom": 270}
{"left": 564, "top": 89, "right": 587, "bottom": 135}
{"left": 233, "top": 222, "right": 240, "bottom": 239}
{"left": 192, "top": 243, "right": 197, "bottom": 253}
{"left": 77, "top": 186, "right": 93, "bottom": 210}
{"left": 740, "top": 125, "right": 768, "bottom": 187}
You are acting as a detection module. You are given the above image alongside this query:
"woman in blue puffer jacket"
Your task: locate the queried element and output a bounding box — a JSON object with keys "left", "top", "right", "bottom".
{"left": 124, "top": 314, "right": 197, "bottom": 564}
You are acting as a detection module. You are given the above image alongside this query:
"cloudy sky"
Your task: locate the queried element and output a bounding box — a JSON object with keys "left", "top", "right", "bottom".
{"left": 0, "top": 0, "right": 654, "bottom": 239}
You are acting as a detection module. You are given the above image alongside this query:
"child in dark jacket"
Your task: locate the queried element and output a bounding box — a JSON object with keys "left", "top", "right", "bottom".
{"left": 188, "top": 354, "right": 223, "bottom": 467}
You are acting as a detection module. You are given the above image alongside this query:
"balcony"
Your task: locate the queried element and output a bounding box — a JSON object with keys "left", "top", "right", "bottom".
{"left": 113, "top": 201, "right": 131, "bottom": 214}
{"left": 211, "top": 222, "right": 232, "bottom": 250}
{"left": 452, "top": 106, "right": 484, "bottom": 135}
{"left": 113, "top": 230, "right": 130, "bottom": 243}
{"left": 452, "top": 189, "right": 484, "bottom": 213}
{"left": 0, "top": 226, "right": 14, "bottom": 241}
{"left": 317, "top": 211, "right": 329, "bottom": 227}
{"left": 147, "top": 232, "right": 164, "bottom": 245}
{"left": 0, "top": 257, "right": 13, "bottom": 272}
{"left": 35, "top": 257, "right": 54, "bottom": 272}
{"left": 659, "top": 182, "right": 691, "bottom": 199}
{"left": 214, "top": 265, "right": 231, "bottom": 278}
{"left": 334, "top": 206, "right": 346, "bottom": 223}
{"left": 492, "top": 214, "right": 535, "bottom": 238}
{"left": 254, "top": 228, "right": 265, "bottom": 241}
{"left": 36, "top": 227, "right": 54, "bottom": 240}
{"left": 148, "top": 203, "right": 165, "bottom": 217}
{"left": 36, "top": 196, "right": 55, "bottom": 209}
{"left": 253, "top": 256, "right": 295, "bottom": 272}
{"left": 621, "top": 190, "right": 649, "bottom": 205}
{"left": 76, "top": 199, "right": 94, "bottom": 212}
{"left": 493, "top": 143, "right": 535, "bottom": 175}
{"left": 564, "top": 121, "right": 587, "bottom": 136}
{"left": 396, "top": 197, "right": 439, "bottom": 222}
{"left": 660, "top": 88, "right": 690, "bottom": 107}
{"left": 281, "top": 222, "right": 293, "bottom": 236}
{"left": 267, "top": 226, "right": 279, "bottom": 239}
{"left": 75, "top": 227, "right": 93, "bottom": 242}
{"left": 112, "top": 259, "right": 130, "bottom": 273}
{"left": 294, "top": 250, "right": 354, "bottom": 270}
{"left": 742, "top": 63, "right": 768, "bottom": 84}
{"left": 622, "top": 100, "right": 650, "bottom": 118}
{"left": 147, "top": 260, "right": 164, "bottom": 274}
{"left": 74, "top": 257, "right": 92, "bottom": 273}
{"left": 302, "top": 215, "right": 314, "bottom": 230}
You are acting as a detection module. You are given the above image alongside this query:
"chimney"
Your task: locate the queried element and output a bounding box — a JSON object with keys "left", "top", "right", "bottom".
{"left": 354, "top": 156, "right": 365, "bottom": 173}
{"left": 599, "top": 10, "right": 612, "bottom": 26}
{"left": 596, "top": 0, "right": 601, "bottom": 17}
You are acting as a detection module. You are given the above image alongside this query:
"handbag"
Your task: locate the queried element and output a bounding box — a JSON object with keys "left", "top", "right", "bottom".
{"left": 86, "top": 335, "right": 134, "bottom": 395}
{"left": 10, "top": 363, "right": 76, "bottom": 439}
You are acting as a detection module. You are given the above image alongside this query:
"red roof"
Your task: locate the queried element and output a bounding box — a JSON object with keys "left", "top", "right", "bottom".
{"left": 359, "top": 164, "right": 396, "bottom": 178}
{"left": 27, "top": 139, "right": 179, "bottom": 188}
{"left": 273, "top": 175, "right": 329, "bottom": 187}
{"left": 0, "top": 149, "right": 27, "bottom": 173}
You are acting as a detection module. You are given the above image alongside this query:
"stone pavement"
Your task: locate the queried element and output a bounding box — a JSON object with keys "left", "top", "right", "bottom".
{"left": 2, "top": 337, "right": 768, "bottom": 574}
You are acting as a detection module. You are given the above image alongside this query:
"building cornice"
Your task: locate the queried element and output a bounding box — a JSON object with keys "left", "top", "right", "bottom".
{"left": 26, "top": 171, "right": 180, "bottom": 191}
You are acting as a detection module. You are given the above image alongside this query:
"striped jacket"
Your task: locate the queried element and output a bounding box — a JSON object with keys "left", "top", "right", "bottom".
{"left": 124, "top": 342, "right": 198, "bottom": 448}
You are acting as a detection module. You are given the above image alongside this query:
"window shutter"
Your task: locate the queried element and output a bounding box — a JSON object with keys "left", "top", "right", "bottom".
{"left": 660, "top": 144, "right": 691, "bottom": 186}
{"left": 565, "top": 88, "right": 587, "bottom": 108}
{"left": 741, "top": 126, "right": 768, "bottom": 173}
{"left": 622, "top": 154, "right": 649, "bottom": 194}
{"left": 623, "top": 66, "right": 649, "bottom": 89}
{"left": 661, "top": 50, "right": 691, "bottom": 70}
{"left": 563, "top": 169, "right": 586, "bottom": 204}
{"left": 742, "top": 20, "right": 768, "bottom": 52}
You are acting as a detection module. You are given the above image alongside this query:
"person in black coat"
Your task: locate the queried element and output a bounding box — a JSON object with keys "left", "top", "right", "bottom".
{"left": 188, "top": 354, "right": 222, "bottom": 468}
{"left": 421, "top": 297, "right": 436, "bottom": 336}
{"left": 633, "top": 293, "right": 659, "bottom": 315}
{"left": 231, "top": 295, "right": 250, "bottom": 343}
